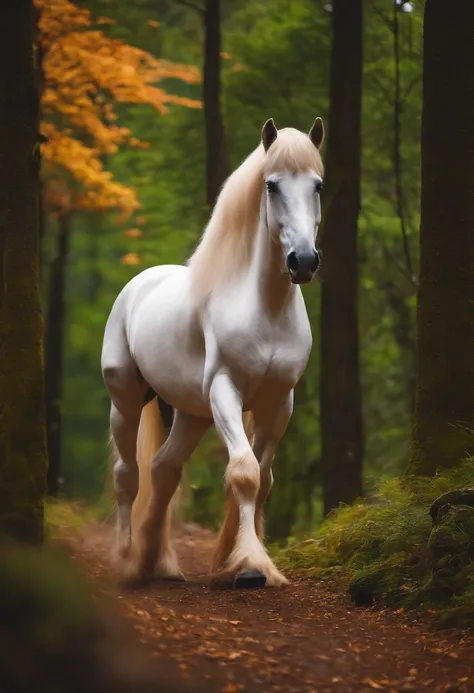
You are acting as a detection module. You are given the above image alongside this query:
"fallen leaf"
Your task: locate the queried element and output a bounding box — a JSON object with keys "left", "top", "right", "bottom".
{"left": 363, "top": 678, "right": 385, "bottom": 689}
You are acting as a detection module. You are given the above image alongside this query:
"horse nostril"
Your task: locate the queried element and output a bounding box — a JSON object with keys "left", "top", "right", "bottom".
{"left": 287, "top": 251, "right": 299, "bottom": 272}
{"left": 312, "top": 251, "right": 320, "bottom": 272}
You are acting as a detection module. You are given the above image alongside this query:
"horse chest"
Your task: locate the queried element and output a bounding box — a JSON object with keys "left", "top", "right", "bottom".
{"left": 217, "top": 317, "right": 311, "bottom": 388}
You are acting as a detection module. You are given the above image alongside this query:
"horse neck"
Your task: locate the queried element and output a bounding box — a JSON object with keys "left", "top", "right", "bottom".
{"left": 249, "top": 198, "right": 295, "bottom": 315}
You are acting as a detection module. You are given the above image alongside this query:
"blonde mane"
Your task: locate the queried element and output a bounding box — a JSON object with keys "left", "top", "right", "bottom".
{"left": 187, "top": 128, "right": 324, "bottom": 302}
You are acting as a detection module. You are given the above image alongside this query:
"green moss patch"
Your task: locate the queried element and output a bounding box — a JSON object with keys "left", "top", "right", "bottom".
{"left": 280, "top": 458, "right": 474, "bottom": 626}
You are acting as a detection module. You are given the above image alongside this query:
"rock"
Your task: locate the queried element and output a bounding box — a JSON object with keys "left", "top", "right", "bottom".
{"left": 422, "top": 504, "right": 474, "bottom": 602}
{"left": 348, "top": 575, "right": 375, "bottom": 607}
{"left": 429, "top": 488, "right": 474, "bottom": 524}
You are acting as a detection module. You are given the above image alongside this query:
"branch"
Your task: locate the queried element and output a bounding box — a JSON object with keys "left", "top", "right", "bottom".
{"left": 174, "top": 0, "right": 204, "bottom": 15}
{"left": 369, "top": 0, "right": 392, "bottom": 30}
{"left": 400, "top": 74, "right": 421, "bottom": 107}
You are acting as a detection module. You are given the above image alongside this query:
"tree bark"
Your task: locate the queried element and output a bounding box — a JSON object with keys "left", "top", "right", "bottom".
{"left": 0, "top": 0, "right": 47, "bottom": 543}
{"left": 320, "top": 0, "right": 364, "bottom": 515}
{"left": 45, "top": 214, "right": 71, "bottom": 497}
{"left": 408, "top": 0, "right": 474, "bottom": 475}
{"left": 203, "top": 0, "right": 229, "bottom": 208}
{"left": 33, "top": 0, "right": 46, "bottom": 274}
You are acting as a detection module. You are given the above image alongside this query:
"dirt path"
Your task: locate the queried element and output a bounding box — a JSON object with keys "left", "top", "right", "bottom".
{"left": 62, "top": 522, "right": 474, "bottom": 693}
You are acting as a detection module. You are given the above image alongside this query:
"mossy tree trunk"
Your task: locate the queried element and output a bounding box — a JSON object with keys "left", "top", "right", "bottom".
{"left": 408, "top": 0, "right": 474, "bottom": 476}
{"left": 320, "top": 0, "right": 364, "bottom": 515}
{"left": 45, "top": 214, "right": 70, "bottom": 497}
{"left": 204, "top": 0, "right": 229, "bottom": 208}
{"left": 0, "top": 0, "right": 47, "bottom": 542}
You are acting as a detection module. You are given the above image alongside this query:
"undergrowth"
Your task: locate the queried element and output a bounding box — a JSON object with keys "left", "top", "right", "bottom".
{"left": 280, "top": 457, "right": 474, "bottom": 627}
{"left": 45, "top": 499, "right": 107, "bottom": 538}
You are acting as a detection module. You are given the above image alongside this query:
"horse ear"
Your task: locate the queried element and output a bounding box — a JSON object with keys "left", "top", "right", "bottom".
{"left": 262, "top": 118, "right": 278, "bottom": 152}
{"left": 309, "top": 117, "right": 325, "bottom": 149}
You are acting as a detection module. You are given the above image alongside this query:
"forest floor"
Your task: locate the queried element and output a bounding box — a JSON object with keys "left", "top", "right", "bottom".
{"left": 58, "top": 520, "right": 474, "bottom": 693}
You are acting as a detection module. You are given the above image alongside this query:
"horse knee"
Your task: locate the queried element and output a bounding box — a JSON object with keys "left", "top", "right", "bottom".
{"left": 226, "top": 451, "right": 260, "bottom": 501}
{"left": 114, "top": 459, "right": 139, "bottom": 502}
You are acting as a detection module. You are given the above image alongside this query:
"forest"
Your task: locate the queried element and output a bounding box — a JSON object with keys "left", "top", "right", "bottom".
{"left": 45, "top": 0, "right": 421, "bottom": 531}
{"left": 1, "top": 0, "right": 474, "bottom": 690}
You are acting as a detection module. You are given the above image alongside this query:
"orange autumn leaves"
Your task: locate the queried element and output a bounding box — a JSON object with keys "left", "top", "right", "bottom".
{"left": 37, "top": 0, "right": 201, "bottom": 216}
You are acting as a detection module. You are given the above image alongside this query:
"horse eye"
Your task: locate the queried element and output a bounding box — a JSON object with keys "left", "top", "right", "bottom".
{"left": 266, "top": 180, "right": 278, "bottom": 194}
{"left": 315, "top": 181, "right": 324, "bottom": 194}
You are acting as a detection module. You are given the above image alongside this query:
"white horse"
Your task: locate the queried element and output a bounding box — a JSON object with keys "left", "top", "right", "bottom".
{"left": 101, "top": 118, "right": 325, "bottom": 588}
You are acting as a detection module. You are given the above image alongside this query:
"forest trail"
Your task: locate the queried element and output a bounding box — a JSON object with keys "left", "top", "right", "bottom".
{"left": 61, "top": 521, "right": 474, "bottom": 693}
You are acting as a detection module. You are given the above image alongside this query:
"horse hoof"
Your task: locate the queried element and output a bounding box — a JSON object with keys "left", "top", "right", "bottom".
{"left": 160, "top": 574, "right": 186, "bottom": 583}
{"left": 234, "top": 569, "right": 267, "bottom": 589}
{"left": 119, "top": 572, "right": 152, "bottom": 590}
{"left": 210, "top": 569, "right": 267, "bottom": 590}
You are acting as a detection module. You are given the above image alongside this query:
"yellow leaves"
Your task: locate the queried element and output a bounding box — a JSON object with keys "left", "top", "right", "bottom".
{"left": 96, "top": 16, "right": 115, "bottom": 25}
{"left": 41, "top": 123, "right": 139, "bottom": 215}
{"left": 231, "top": 64, "right": 248, "bottom": 73}
{"left": 124, "top": 228, "right": 142, "bottom": 238}
{"left": 121, "top": 253, "right": 141, "bottom": 266}
{"left": 35, "top": 0, "right": 202, "bottom": 213}
{"left": 147, "top": 19, "right": 160, "bottom": 28}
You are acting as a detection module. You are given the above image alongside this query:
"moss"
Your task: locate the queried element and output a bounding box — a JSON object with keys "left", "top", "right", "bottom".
{"left": 280, "top": 458, "right": 474, "bottom": 625}
{"left": 45, "top": 499, "right": 103, "bottom": 537}
{"left": 0, "top": 542, "right": 99, "bottom": 693}
{"left": 0, "top": 541, "right": 189, "bottom": 692}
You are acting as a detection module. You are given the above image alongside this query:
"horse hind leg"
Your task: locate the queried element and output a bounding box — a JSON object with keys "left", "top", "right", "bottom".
{"left": 124, "top": 410, "right": 211, "bottom": 587}
{"left": 109, "top": 401, "right": 141, "bottom": 567}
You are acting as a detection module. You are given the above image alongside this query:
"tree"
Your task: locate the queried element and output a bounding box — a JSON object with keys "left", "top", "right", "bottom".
{"left": 0, "top": 0, "right": 47, "bottom": 542}
{"left": 408, "top": 0, "right": 474, "bottom": 476}
{"left": 320, "top": 0, "right": 364, "bottom": 515}
{"left": 203, "top": 0, "right": 229, "bottom": 207}
{"left": 37, "top": 0, "right": 201, "bottom": 215}
{"left": 38, "top": 0, "right": 201, "bottom": 495}
{"left": 44, "top": 214, "right": 70, "bottom": 496}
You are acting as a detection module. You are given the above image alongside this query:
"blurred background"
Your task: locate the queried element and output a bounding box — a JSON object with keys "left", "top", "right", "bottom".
{"left": 40, "top": 0, "right": 421, "bottom": 542}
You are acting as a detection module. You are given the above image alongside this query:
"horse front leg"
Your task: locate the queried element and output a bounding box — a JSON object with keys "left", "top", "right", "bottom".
{"left": 210, "top": 372, "right": 287, "bottom": 588}
{"left": 252, "top": 391, "right": 294, "bottom": 540}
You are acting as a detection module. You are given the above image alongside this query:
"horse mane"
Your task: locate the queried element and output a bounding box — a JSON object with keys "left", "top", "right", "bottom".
{"left": 187, "top": 127, "right": 324, "bottom": 302}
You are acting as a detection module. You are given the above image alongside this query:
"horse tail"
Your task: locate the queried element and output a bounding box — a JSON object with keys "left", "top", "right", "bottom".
{"left": 243, "top": 411, "right": 255, "bottom": 445}
{"left": 131, "top": 398, "right": 181, "bottom": 540}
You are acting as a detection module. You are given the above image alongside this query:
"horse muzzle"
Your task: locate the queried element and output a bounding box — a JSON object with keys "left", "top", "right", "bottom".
{"left": 286, "top": 249, "right": 320, "bottom": 284}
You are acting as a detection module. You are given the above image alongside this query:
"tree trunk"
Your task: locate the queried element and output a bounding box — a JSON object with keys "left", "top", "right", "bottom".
{"left": 203, "top": 0, "right": 229, "bottom": 208}
{"left": 0, "top": 0, "right": 47, "bottom": 543}
{"left": 408, "top": 0, "right": 474, "bottom": 476}
{"left": 320, "top": 0, "right": 364, "bottom": 515}
{"left": 34, "top": 0, "right": 46, "bottom": 275}
{"left": 45, "top": 214, "right": 71, "bottom": 496}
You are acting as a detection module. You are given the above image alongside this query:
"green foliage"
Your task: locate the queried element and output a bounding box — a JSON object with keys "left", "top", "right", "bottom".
{"left": 280, "top": 458, "right": 474, "bottom": 626}
{"left": 0, "top": 537, "right": 183, "bottom": 692}
{"left": 0, "top": 541, "right": 97, "bottom": 692}
{"left": 45, "top": 498, "right": 104, "bottom": 535}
